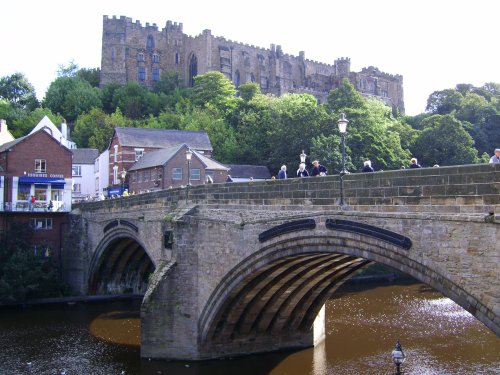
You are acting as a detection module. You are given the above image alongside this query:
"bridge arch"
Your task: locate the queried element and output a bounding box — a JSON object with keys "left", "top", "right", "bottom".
{"left": 199, "top": 225, "right": 496, "bottom": 355}
{"left": 89, "top": 226, "right": 155, "bottom": 295}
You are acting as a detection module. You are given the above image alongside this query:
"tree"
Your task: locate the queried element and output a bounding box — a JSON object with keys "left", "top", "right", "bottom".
{"left": 425, "top": 89, "right": 463, "bottom": 114}
{"left": 191, "top": 72, "right": 241, "bottom": 116}
{"left": 0, "top": 72, "right": 39, "bottom": 111}
{"left": 238, "top": 82, "right": 261, "bottom": 102}
{"left": 111, "top": 82, "right": 155, "bottom": 119}
{"left": 43, "top": 77, "right": 102, "bottom": 122}
{"left": 0, "top": 219, "right": 64, "bottom": 302}
{"left": 76, "top": 68, "right": 101, "bottom": 88}
{"left": 412, "top": 114, "right": 478, "bottom": 166}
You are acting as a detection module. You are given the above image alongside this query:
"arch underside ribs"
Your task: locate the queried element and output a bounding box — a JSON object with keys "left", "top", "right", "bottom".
{"left": 205, "top": 252, "right": 370, "bottom": 345}
{"left": 91, "top": 238, "right": 154, "bottom": 295}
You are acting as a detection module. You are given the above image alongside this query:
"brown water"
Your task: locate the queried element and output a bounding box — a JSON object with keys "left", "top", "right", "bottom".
{"left": 1, "top": 281, "right": 498, "bottom": 374}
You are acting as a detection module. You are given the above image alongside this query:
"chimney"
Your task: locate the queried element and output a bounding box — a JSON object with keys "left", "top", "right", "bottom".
{"left": 0, "top": 119, "right": 7, "bottom": 133}
{"left": 61, "top": 121, "right": 68, "bottom": 139}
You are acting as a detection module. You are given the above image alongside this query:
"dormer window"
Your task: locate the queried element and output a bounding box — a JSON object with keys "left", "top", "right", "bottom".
{"left": 135, "top": 148, "right": 144, "bottom": 161}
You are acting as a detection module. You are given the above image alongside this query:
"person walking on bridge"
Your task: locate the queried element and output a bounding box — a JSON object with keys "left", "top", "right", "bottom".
{"left": 489, "top": 148, "right": 500, "bottom": 163}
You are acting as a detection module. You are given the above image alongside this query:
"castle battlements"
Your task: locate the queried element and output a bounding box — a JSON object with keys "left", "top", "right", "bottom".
{"left": 100, "top": 15, "right": 405, "bottom": 114}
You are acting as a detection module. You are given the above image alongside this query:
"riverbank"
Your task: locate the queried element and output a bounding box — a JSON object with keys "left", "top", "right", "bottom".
{"left": 0, "top": 293, "right": 144, "bottom": 308}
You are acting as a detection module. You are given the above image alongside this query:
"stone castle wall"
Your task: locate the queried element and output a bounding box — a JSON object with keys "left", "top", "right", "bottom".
{"left": 100, "top": 16, "right": 405, "bottom": 113}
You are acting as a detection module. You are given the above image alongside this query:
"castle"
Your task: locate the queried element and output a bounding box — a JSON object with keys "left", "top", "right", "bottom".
{"left": 100, "top": 16, "right": 405, "bottom": 114}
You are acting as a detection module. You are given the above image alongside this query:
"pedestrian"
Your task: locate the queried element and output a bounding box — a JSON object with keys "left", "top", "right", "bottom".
{"left": 361, "top": 160, "right": 374, "bottom": 172}
{"left": 297, "top": 163, "right": 309, "bottom": 177}
{"left": 30, "top": 195, "right": 36, "bottom": 211}
{"left": 278, "top": 165, "right": 287, "bottom": 179}
{"left": 226, "top": 174, "right": 233, "bottom": 182}
{"left": 312, "top": 160, "right": 327, "bottom": 176}
{"left": 47, "top": 200, "right": 53, "bottom": 211}
{"left": 409, "top": 158, "right": 422, "bottom": 168}
{"left": 206, "top": 175, "right": 213, "bottom": 184}
{"left": 489, "top": 148, "right": 500, "bottom": 163}
{"left": 122, "top": 189, "right": 129, "bottom": 197}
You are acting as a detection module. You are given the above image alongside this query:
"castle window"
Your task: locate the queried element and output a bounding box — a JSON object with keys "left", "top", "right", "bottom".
{"left": 147, "top": 35, "right": 155, "bottom": 50}
{"left": 138, "top": 67, "right": 146, "bottom": 81}
{"left": 152, "top": 68, "right": 160, "bottom": 81}
{"left": 251, "top": 73, "right": 255, "bottom": 82}
{"left": 188, "top": 54, "right": 198, "bottom": 87}
{"left": 137, "top": 53, "right": 145, "bottom": 62}
{"left": 234, "top": 70, "right": 240, "bottom": 87}
{"left": 111, "top": 48, "right": 116, "bottom": 63}
{"left": 152, "top": 53, "right": 159, "bottom": 63}
{"left": 175, "top": 51, "right": 179, "bottom": 64}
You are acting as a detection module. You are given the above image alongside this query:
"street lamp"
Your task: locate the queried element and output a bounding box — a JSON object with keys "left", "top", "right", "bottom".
{"left": 185, "top": 149, "right": 193, "bottom": 204}
{"left": 337, "top": 112, "right": 349, "bottom": 205}
{"left": 391, "top": 339, "right": 406, "bottom": 375}
{"left": 186, "top": 149, "right": 193, "bottom": 186}
{"left": 300, "top": 150, "right": 307, "bottom": 164}
{"left": 120, "top": 168, "right": 127, "bottom": 195}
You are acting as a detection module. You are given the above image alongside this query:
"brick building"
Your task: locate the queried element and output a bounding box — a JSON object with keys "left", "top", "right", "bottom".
{"left": 127, "top": 144, "right": 229, "bottom": 192}
{"left": 107, "top": 127, "right": 212, "bottom": 194}
{"left": 100, "top": 16, "right": 405, "bottom": 114}
{"left": 0, "top": 129, "right": 73, "bottom": 263}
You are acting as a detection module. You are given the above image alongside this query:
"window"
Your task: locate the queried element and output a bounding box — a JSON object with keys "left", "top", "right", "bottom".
{"left": 191, "top": 168, "right": 201, "bottom": 181}
{"left": 72, "top": 165, "right": 82, "bottom": 176}
{"left": 146, "top": 35, "right": 155, "bottom": 50}
{"left": 35, "top": 187, "right": 48, "bottom": 201}
{"left": 137, "top": 171, "right": 142, "bottom": 183}
{"left": 95, "top": 177, "right": 99, "bottom": 192}
{"left": 17, "top": 184, "right": 31, "bottom": 201}
{"left": 172, "top": 168, "right": 182, "bottom": 180}
{"left": 114, "top": 145, "right": 118, "bottom": 162}
{"left": 51, "top": 189, "right": 63, "bottom": 201}
{"left": 35, "top": 159, "right": 46, "bottom": 173}
{"left": 137, "top": 52, "right": 145, "bottom": 62}
{"left": 131, "top": 172, "right": 137, "bottom": 183}
{"left": 113, "top": 165, "right": 118, "bottom": 185}
{"left": 152, "top": 68, "right": 160, "bottom": 81}
{"left": 94, "top": 159, "right": 99, "bottom": 173}
{"left": 152, "top": 53, "right": 159, "bottom": 63}
{"left": 151, "top": 169, "right": 157, "bottom": 181}
{"left": 175, "top": 51, "right": 179, "bottom": 64}
{"left": 30, "top": 218, "right": 53, "bottom": 230}
{"left": 138, "top": 66, "right": 146, "bottom": 81}
{"left": 144, "top": 170, "right": 150, "bottom": 182}
{"left": 134, "top": 148, "right": 144, "bottom": 161}
{"left": 73, "top": 183, "right": 81, "bottom": 193}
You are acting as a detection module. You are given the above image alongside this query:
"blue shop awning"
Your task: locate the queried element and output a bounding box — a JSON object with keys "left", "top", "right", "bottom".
{"left": 19, "top": 177, "right": 66, "bottom": 185}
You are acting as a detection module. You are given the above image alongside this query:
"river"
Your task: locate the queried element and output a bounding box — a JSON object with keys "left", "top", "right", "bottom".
{"left": 1, "top": 280, "right": 499, "bottom": 374}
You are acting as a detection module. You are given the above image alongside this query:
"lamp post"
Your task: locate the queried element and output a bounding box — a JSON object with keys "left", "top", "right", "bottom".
{"left": 391, "top": 339, "right": 406, "bottom": 375}
{"left": 185, "top": 149, "right": 192, "bottom": 204}
{"left": 337, "top": 113, "right": 349, "bottom": 205}
{"left": 300, "top": 150, "right": 307, "bottom": 164}
{"left": 120, "top": 168, "right": 127, "bottom": 196}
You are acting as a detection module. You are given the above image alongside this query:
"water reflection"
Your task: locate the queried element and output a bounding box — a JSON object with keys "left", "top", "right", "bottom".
{"left": 0, "top": 282, "right": 498, "bottom": 374}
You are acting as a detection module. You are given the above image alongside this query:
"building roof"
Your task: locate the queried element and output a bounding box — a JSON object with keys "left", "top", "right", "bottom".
{"left": 228, "top": 164, "right": 272, "bottom": 179}
{"left": 71, "top": 148, "right": 99, "bottom": 164}
{"left": 113, "top": 127, "right": 213, "bottom": 151}
{"left": 0, "top": 129, "right": 72, "bottom": 155}
{"left": 128, "top": 144, "right": 229, "bottom": 172}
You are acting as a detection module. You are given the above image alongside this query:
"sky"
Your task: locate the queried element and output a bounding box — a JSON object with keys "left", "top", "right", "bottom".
{"left": 2, "top": 0, "right": 499, "bottom": 115}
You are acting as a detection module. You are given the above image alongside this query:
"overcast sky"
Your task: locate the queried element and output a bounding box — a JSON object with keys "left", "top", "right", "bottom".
{"left": 2, "top": 0, "right": 499, "bottom": 115}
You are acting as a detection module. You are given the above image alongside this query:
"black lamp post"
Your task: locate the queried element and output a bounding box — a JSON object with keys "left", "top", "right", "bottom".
{"left": 185, "top": 149, "right": 192, "bottom": 204}
{"left": 120, "top": 168, "right": 127, "bottom": 196}
{"left": 391, "top": 339, "right": 406, "bottom": 375}
{"left": 337, "top": 113, "right": 349, "bottom": 205}
{"left": 300, "top": 150, "right": 307, "bottom": 164}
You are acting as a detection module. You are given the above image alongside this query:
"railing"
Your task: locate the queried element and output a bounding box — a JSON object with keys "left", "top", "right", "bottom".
{"left": 1, "top": 201, "right": 68, "bottom": 212}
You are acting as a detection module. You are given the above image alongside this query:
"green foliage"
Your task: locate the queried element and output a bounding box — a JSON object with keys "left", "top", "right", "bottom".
{"left": 43, "top": 76, "right": 102, "bottom": 122}
{"left": 192, "top": 72, "right": 241, "bottom": 116}
{"left": 238, "top": 82, "right": 261, "bottom": 102}
{"left": 0, "top": 72, "right": 39, "bottom": 111}
{"left": 76, "top": 68, "right": 101, "bottom": 88}
{"left": 426, "top": 89, "right": 463, "bottom": 114}
{"left": 0, "top": 219, "right": 65, "bottom": 302}
{"left": 412, "top": 114, "right": 478, "bottom": 166}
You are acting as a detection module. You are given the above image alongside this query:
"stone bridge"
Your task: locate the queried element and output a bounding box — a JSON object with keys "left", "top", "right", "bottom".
{"left": 66, "top": 163, "right": 500, "bottom": 360}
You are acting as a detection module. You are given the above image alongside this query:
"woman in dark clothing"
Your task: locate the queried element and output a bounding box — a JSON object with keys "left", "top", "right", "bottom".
{"left": 311, "top": 160, "right": 327, "bottom": 176}
{"left": 297, "top": 163, "right": 309, "bottom": 177}
{"left": 410, "top": 158, "right": 422, "bottom": 168}
{"left": 361, "top": 160, "right": 374, "bottom": 172}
